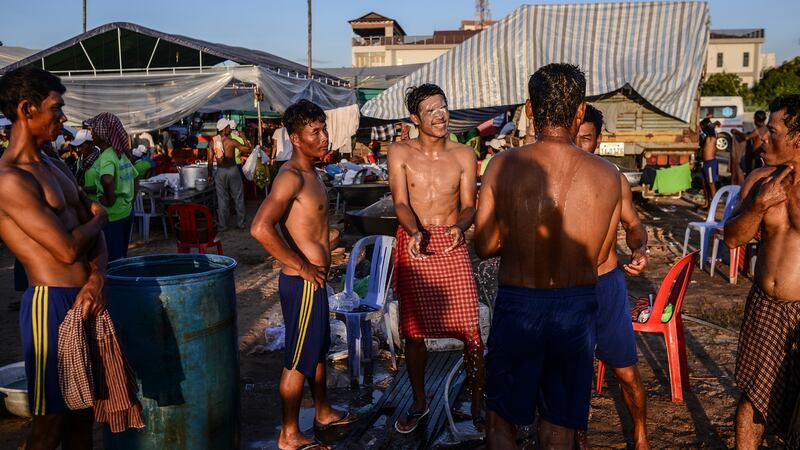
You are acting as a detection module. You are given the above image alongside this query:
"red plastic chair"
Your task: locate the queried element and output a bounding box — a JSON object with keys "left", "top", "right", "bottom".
{"left": 166, "top": 203, "right": 223, "bottom": 255}
{"left": 596, "top": 251, "right": 698, "bottom": 402}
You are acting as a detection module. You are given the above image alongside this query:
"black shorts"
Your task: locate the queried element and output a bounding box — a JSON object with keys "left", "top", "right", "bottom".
{"left": 486, "top": 284, "right": 597, "bottom": 430}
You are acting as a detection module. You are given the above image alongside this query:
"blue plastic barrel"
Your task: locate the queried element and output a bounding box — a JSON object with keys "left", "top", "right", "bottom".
{"left": 103, "top": 254, "right": 239, "bottom": 450}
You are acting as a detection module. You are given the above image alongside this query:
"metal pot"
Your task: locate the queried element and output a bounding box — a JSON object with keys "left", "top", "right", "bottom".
{"left": 178, "top": 163, "right": 208, "bottom": 189}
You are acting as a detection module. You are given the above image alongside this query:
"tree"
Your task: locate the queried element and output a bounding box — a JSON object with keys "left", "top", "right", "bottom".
{"left": 752, "top": 57, "right": 800, "bottom": 106}
{"left": 701, "top": 73, "right": 752, "bottom": 103}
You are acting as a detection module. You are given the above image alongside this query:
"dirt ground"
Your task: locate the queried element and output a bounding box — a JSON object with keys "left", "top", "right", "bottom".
{"left": 0, "top": 191, "right": 788, "bottom": 449}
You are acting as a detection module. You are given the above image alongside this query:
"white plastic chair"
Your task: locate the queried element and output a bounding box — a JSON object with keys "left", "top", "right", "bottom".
{"left": 682, "top": 185, "right": 740, "bottom": 269}
{"left": 330, "top": 235, "right": 396, "bottom": 385}
{"left": 132, "top": 189, "right": 168, "bottom": 243}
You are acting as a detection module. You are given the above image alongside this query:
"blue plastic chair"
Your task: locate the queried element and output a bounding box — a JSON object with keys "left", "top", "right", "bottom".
{"left": 682, "top": 185, "right": 740, "bottom": 269}
{"left": 330, "top": 235, "right": 396, "bottom": 385}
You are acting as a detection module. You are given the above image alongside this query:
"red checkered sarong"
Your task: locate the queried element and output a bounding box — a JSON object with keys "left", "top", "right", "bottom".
{"left": 736, "top": 283, "right": 800, "bottom": 436}
{"left": 394, "top": 226, "right": 480, "bottom": 343}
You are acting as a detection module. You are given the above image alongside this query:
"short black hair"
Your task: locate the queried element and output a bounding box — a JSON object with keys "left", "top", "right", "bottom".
{"left": 527, "top": 63, "right": 586, "bottom": 132}
{"left": 754, "top": 110, "right": 767, "bottom": 124}
{"left": 0, "top": 66, "right": 66, "bottom": 122}
{"left": 283, "top": 99, "right": 326, "bottom": 136}
{"left": 769, "top": 94, "right": 800, "bottom": 139}
{"left": 405, "top": 84, "right": 447, "bottom": 117}
{"left": 583, "top": 104, "right": 604, "bottom": 135}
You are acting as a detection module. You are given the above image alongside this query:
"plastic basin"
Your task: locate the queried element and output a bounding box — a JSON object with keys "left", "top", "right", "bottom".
{"left": 0, "top": 362, "right": 31, "bottom": 417}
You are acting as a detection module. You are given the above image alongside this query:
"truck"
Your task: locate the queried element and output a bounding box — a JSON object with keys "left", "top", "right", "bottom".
{"left": 588, "top": 86, "right": 701, "bottom": 196}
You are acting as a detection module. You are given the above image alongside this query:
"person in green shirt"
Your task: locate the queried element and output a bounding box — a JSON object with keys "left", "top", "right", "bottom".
{"left": 69, "top": 128, "right": 102, "bottom": 201}
{"left": 131, "top": 144, "right": 155, "bottom": 180}
{"left": 85, "top": 113, "right": 138, "bottom": 261}
{"left": 229, "top": 120, "right": 252, "bottom": 175}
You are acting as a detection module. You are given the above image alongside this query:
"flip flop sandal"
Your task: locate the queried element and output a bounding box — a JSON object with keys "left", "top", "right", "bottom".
{"left": 313, "top": 411, "right": 360, "bottom": 430}
{"left": 394, "top": 407, "right": 430, "bottom": 434}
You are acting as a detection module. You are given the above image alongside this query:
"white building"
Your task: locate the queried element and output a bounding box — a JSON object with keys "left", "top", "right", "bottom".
{"left": 707, "top": 29, "right": 776, "bottom": 87}
{"left": 349, "top": 12, "right": 495, "bottom": 68}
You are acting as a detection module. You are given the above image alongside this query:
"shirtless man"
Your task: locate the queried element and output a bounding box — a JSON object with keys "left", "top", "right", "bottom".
{"left": 388, "top": 84, "right": 485, "bottom": 433}
{"left": 0, "top": 66, "right": 108, "bottom": 449}
{"left": 250, "top": 100, "right": 355, "bottom": 450}
{"left": 474, "top": 63, "right": 621, "bottom": 449}
{"left": 699, "top": 118, "right": 719, "bottom": 209}
{"left": 208, "top": 118, "right": 250, "bottom": 230}
{"left": 576, "top": 104, "right": 650, "bottom": 449}
{"left": 724, "top": 94, "right": 800, "bottom": 449}
{"left": 732, "top": 110, "right": 768, "bottom": 178}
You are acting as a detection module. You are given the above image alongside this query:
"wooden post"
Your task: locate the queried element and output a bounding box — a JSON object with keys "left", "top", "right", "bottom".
{"left": 307, "top": 0, "right": 312, "bottom": 79}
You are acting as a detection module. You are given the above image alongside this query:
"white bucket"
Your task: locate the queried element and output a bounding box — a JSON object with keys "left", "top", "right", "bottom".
{"left": 0, "top": 362, "right": 31, "bottom": 418}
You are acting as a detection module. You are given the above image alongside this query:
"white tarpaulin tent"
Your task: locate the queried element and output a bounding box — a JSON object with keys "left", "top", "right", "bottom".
{"left": 362, "top": 1, "right": 709, "bottom": 125}
{"left": 1, "top": 23, "right": 357, "bottom": 134}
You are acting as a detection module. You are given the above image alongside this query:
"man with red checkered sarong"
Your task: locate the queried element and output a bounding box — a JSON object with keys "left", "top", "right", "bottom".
{"left": 725, "top": 94, "right": 800, "bottom": 449}
{"left": 388, "top": 84, "right": 485, "bottom": 434}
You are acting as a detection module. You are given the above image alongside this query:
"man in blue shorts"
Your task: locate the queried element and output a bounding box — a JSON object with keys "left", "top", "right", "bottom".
{"left": 475, "top": 63, "right": 623, "bottom": 449}
{"left": 251, "top": 100, "right": 358, "bottom": 450}
{"left": 700, "top": 118, "right": 719, "bottom": 209}
{"left": 576, "top": 104, "right": 651, "bottom": 449}
{"left": 0, "top": 67, "right": 109, "bottom": 449}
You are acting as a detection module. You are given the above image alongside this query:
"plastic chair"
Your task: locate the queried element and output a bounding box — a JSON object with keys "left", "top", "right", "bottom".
{"left": 330, "top": 235, "right": 396, "bottom": 385}
{"left": 597, "top": 251, "right": 698, "bottom": 402}
{"left": 708, "top": 193, "right": 745, "bottom": 282}
{"left": 682, "top": 185, "right": 740, "bottom": 269}
{"left": 166, "top": 203, "right": 223, "bottom": 255}
{"left": 132, "top": 190, "right": 168, "bottom": 243}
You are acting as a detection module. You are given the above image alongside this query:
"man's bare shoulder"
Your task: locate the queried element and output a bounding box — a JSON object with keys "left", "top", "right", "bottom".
{"left": 271, "top": 162, "right": 304, "bottom": 191}
{"left": 580, "top": 149, "right": 620, "bottom": 179}
{"left": 445, "top": 140, "right": 474, "bottom": 154}
{"left": 0, "top": 165, "right": 39, "bottom": 203}
{"left": 387, "top": 140, "right": 414, "bottom": 156}
{"left": 446, "top": 140, "right": 477, "bottom": 164}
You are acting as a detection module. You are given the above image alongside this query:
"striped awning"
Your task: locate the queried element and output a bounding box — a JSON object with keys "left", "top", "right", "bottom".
{"left": 362, "top": 2, "right": 709, "bottom": 124}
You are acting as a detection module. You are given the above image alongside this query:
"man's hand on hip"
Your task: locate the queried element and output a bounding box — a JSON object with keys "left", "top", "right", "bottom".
{"left": 299, "top": 260, "right": 326, "bottom": 289}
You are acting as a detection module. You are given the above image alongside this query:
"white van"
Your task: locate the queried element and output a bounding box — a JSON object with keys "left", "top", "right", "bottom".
{"left": 700, "top": 96, "right": 745, "bottom": 152}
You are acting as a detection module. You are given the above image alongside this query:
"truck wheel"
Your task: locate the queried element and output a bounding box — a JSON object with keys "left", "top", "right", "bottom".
{"left": 716, "top": 133, "right": 731, "bottom": 152}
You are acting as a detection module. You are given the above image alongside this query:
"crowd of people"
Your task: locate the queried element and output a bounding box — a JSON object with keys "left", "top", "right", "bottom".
{"left": 1, "top": 59, "right": 799, "bottom": 450}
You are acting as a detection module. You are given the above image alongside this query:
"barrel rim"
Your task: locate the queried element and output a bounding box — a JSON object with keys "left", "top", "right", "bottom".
{"left": 106, "top": 253, "right": 237, "bottom": 284}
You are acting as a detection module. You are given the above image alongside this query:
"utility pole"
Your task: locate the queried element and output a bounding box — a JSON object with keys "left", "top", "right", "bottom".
{"left": 307, "top": 0, "right": 312, "bottom": 79}
{"left": 475, "top": 0, "right": 490, "bottom": 29}
{"left": 82, "top": 0, "right": 87, "bottom": 32}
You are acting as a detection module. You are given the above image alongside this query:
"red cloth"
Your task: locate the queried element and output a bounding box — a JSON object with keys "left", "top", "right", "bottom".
{"left": 394, "top": 226, "right": 480, "bottom": 341}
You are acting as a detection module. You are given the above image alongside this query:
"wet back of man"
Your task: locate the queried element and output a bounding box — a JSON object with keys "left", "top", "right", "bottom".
{"left": 475, "top": 63, "right": 621, "bottom": 447}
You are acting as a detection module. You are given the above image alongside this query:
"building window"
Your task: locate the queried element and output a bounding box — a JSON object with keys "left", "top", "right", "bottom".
{"left": 355, "top": 52, "right": 385, "bottom": 67}
{"left": 716, "top": 52, "right": 724, "bottom": 68}
{"left": 743, "top": 52, "right": 750, "bottom": 67}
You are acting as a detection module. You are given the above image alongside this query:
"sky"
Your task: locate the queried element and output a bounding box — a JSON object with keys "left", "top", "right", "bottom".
{"left": 3, "top": 0, "right": 799, "bottom": 68}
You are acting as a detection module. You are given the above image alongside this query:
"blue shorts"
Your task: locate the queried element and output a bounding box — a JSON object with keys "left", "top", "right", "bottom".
{"left": 19, "top": 286, "right": 80, "bottom": 416}
{"left": 595, "top": 268, "right": 638, "bottom": 368}
{"left": 279, "top": 274, "right": 330, "bottom": 379}
{"left": 486, "top": 284, "right": 597, "bottom": 430}
{"left": 702, "top": 159, "right": 719, "bottom": 183}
